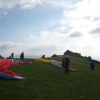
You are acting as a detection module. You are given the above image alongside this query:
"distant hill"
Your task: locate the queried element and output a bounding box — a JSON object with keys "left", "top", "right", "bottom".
{"left": 51, "top": 50, "right": 100, "bottom": 65}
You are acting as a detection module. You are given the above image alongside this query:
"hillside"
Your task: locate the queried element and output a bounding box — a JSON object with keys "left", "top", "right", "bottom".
{"left": 51, "top": 50, "right": 100, "bottom": 65}
{"left": 0, "top": 55, "right": 100, "bottom": 100}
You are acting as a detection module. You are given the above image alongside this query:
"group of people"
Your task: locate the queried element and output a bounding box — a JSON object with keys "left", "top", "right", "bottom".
{"left": 0, "top": 52, "right": 24, "bottom": 60}
{"left": 0, "top": 52, "right": 95, "bottom": 72}
{"left": 11, "top": 52, "right": 24, "bottom": 60}
{"left": 62, "top": 55, "right": 95, "bottom": 74}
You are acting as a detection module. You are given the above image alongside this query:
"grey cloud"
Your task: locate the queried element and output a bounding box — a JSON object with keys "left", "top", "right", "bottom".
{"left": 83, "top": 16, "right": 91, "bottom": 20}
{"left": 93, "top": 17, "right": 100, "bottom": 21}
{"left": 90, "top": 27, "right": 100, "bottom": 34}
{"left": 0, "top": 42, "right": 15, "bottom": 50}
{"left": 84, "top": 16, "right": 100, "bottom": 21}
{"left": 0, "top": 44, "right": 13, "bottom": 50}
{"left": 0, "top": 0, "right": 67, "bottom": 17}
{"left": 27, "top": 44, "right": 57, "bottom": 52}
{"left": 0, "top": 0, "right": 67, "bottom": 10}
{"left": 26, "top": 42, "right": 65, "bottom": 56}
{"left": 0, "top": 0, "right": 42, "bottom": 10}
{"left": 69, "top": 31, "right": 82, "bottom": 37}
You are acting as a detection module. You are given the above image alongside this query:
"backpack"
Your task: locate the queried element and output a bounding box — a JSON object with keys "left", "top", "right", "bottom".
{"left": 62, "top": 57, "right": 67, "bottom": 68}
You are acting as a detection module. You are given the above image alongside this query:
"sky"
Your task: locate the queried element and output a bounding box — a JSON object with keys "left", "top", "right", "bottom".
{"left": 0, "top": 0, "right": 100, "bottom": 61}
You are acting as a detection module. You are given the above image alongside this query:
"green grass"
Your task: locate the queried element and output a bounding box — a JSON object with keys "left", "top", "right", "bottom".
{"left": 0, "top": 56, "right": 100, "bottom": 100}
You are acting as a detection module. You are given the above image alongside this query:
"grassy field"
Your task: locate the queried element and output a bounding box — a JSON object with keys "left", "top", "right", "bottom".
{"left": 0, "top": 56, "right": 100, "bottom": 100}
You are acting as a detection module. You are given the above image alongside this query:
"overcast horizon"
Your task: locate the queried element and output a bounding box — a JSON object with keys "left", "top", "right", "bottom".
{"left": 0, "top": 0, "right": 100, "bottom": 61}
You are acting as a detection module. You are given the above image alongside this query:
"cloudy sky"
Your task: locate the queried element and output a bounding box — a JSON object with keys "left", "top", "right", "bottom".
{"left": 0, "top": 0, "right": 100, "bottom": 61}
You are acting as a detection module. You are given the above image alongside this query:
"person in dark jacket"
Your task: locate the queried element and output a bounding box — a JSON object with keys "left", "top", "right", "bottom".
{"left": 11, "top": 53, "right": 14, "bottom": 59}
{"left": 41, "top": 55, "right": 45, "bottom": 58}
{"left": 90, "top": 61, "right": 95, "bottom": 71}
{"left": 20, "top": 52, "right": 24, "bottom": 60}
{"left": 62, "top": 55, "right": 70, "bottom": 73}
{"left": 0, "top": 55, "right": 1, "bottom": 58}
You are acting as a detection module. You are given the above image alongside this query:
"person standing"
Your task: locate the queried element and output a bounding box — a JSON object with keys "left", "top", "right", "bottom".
{"left": 0, "top": 55, "right": 1, "bottom": 59}
{"left": 90, "top": 61, "right": 95, "bottom": 71}
{"left": 41, "top": 55, "right": 45, "bottom": 58}
{"left": 62, "top": 55, "right": 70, "bottom": 73}
{"left": 20, "top": 52, "right": 24, "bottom": 60}
{"left": 11, "top": 53, "right": 14, "bottom": 59}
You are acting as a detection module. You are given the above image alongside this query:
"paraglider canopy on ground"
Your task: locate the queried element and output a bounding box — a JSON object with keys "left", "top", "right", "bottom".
{"left": 0, "top": 59, "right": 31, "bottom": 80}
